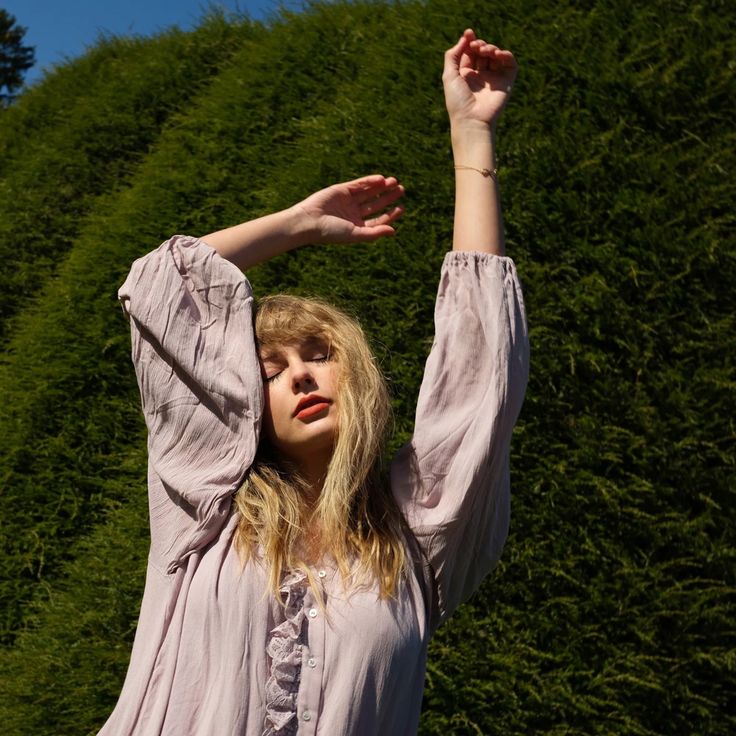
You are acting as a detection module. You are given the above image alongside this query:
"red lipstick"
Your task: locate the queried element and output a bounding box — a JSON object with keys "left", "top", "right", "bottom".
{"left": 293, "top": 395, "right": 331, "bottom": 419}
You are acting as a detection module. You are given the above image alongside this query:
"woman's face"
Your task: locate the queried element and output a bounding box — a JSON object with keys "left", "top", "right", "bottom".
{"left": 259, "top": 337, "right": 339, "bottom": 465}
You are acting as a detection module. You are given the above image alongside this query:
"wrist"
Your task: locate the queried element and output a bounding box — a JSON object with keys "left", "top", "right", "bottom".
{"left": 450, "top": 119, "right": 496, "bottom": 143}
{"left": 451, "top": 126, "right": 496, "bottom": 167}
{"left": 285, "top": 203, "right": 321, "bottom": 248}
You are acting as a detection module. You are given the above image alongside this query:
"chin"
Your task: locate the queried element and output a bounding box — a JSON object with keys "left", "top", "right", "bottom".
{"left": 274, "top": 427, "right": 336, "bottom": 463}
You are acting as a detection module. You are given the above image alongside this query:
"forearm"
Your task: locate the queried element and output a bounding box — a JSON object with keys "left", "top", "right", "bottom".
{"left": 451, "top": 122, "right": 504, "bottom": 256}
{"left": 201, "top": 174, "right": 404, "bottom": 270}
{"left": 202, "top": 205, "right": 317, "bottom": 271}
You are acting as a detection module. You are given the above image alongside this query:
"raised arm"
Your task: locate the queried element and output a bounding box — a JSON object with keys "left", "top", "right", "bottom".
{"left": 443, "top": 29, "right": 518, "bottom": 255}
{"left": 120, "top": 176, "right": 403, "bottom": 571}
{"left": 203, "top": 174, "right": 404, "bottom": 270}
{"left": 392, "top": 32, "right": 527, "bottom": 631}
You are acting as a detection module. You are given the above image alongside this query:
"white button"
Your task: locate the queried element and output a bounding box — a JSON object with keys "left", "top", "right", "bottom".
{"left": 318, "top": 569, "right": 326, "bottom": 578}
{"left": 302, "top": 711, "right": 311, "bottom": 721}
{"left": 308, "top": 607, "right": 317, "bottom": 618}
{"left": 307, "top": 657, "right": 317, "bottom": 668}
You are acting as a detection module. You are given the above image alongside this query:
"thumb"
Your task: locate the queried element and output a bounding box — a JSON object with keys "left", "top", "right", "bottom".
{"left": 442, "top": 29, "right": 473, "bottom": 81}
{"left": 351, "top": 224, "right": 396, "bottom": 243}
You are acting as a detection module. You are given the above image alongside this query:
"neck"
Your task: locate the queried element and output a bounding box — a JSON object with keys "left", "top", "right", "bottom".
{"left": 294, "top": 452, "right": 331, "bottom": 563}
{"left": 285, "top": 447, "right": 332, "bottom": 506}
{"left": 292, "top": 447, "right": 333, "bottom": 505}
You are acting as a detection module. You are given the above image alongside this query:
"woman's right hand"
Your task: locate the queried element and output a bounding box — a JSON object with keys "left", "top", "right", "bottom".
{"left": 296, "top": 174, "right": 405, "bottom": 245}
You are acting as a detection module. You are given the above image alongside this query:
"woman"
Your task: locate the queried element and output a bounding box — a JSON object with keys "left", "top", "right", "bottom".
{"left": 101, "top": 29, "right": 528, "bottom": 736}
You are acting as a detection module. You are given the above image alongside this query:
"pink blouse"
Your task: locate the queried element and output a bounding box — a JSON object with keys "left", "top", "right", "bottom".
{"left": 99, "top": 235, "right": 528, "bottom": 736}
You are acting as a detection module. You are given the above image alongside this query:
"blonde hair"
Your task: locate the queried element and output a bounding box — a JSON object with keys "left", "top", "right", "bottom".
{"left": 233, "top": 294, "right": 407, "bottom": 601}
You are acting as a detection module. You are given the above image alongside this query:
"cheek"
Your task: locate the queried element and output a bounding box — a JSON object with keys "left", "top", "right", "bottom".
{"left": 327, "top": 369, "right": 342, "bottom": 424}
{"left": 327, "top": 364, "right": 341, "bottom": 396}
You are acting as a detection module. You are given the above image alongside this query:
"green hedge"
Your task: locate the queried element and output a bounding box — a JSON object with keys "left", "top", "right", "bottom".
{"left": 0, "top": 11, "right": 255, "bottom": 344}
{"left": 0, "top": 1, "right": 733, "bottom": 733}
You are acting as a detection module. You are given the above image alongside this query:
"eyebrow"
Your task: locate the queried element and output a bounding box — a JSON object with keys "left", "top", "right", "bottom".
{"left": 258, "top": 350, "right": 281, "bottom": 363}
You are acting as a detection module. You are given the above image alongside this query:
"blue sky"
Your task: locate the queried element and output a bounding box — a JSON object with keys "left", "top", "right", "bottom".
{"left": 4, "top": 0, "right": 300, "bottom": 88}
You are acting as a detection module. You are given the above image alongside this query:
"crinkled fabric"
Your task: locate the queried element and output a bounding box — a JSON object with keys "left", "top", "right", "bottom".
{"left": 98, "top": 236, "right": 529, "bottom": 736}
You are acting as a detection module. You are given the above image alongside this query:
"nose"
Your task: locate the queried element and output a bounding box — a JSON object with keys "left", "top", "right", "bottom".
{"left": 291, "top": 359, "right": 315, "bottom": 392}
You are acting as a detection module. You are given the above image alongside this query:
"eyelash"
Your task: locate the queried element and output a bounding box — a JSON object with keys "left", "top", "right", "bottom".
{"left": 265, "top": 355, "right": 330, "bottom": 383}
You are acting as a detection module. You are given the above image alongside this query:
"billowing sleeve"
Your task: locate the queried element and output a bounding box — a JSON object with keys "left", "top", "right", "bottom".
{"left": 118, "top": 235, "right": 262, "bottom": 574}
{"left": 391, "top": 251, "right": 529, "bottom": 631}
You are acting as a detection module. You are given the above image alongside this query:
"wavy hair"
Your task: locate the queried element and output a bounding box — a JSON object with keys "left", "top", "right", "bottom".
{"left": 233, "top": 294, "right": 407, "bottom": 601}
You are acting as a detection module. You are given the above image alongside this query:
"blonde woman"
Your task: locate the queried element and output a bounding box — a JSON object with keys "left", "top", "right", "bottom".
{"left": 100, "top": 29, "right": 528, "bottom": 736}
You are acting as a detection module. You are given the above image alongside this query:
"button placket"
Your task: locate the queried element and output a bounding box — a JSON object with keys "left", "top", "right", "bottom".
{"left": 297, "top": 588, "right": 325, "bottom": 736}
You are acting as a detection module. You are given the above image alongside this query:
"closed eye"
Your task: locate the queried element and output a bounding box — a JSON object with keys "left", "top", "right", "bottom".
{"left": 261, "top": 360, "right": 284, "bottom": 383}
{"left": 265, "top": 356, "right": 328, "bottom": 383}
{"left": 260, "top": 343, "right": 331, "bottom": 383}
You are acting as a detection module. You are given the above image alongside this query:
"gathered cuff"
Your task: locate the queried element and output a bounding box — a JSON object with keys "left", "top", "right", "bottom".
{"left": 442, "top": 249, "right": 514, "bottom": 268}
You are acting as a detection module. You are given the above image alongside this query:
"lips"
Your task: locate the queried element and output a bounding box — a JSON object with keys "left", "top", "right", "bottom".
{"left": 293, "top": 395, "right": 331, "bottom": 419}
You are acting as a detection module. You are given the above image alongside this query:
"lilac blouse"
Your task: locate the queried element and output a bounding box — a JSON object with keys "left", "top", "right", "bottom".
{"left": 99, "top": 235, "right": 529, "bottom": 736}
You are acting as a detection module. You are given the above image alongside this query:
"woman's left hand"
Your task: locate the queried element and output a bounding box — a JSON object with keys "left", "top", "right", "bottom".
{"left": 443, "top": 29, "right": 518, "bottom": 131}
{"left": 296, "top": 174, "right": 405, "bottom": 244}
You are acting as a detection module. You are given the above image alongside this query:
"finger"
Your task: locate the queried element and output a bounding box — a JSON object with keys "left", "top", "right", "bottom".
{"left": 471, "top": 41, "right": 499, "bottom": 65}
{"left": 360, "top": 185, "right": 405, "bottom": 216}
{"left": 365, "top": 205, "right": 404, "bottom": 229}
{"left": 477, "top": 43, "right": 515, "bottom": 65}
{"left": 472, "top": 40, "right": 499, "bottom": 52}
{"left": 459, "top": 28, "right": 478, "bottom": 69}
{"left": 471, "top": 41, "right": 508, "bottom": 62}
{"left": 473, "top": 43, "right": 518, "bottom": 77}
{"left": 345, "top": 174, "right": 402, "bottom": 203}
{"left": 345, "top": 174, "right": 387, "bottom": 194}
{"left": 350, "top": 225, "right": 395, "bottom": 242}
{"left": 494, "top": 49, "right": 518, "bottom": 89}
{"left": 495, "top": 49, "right": 518, "bottom": 68}
{"left": 443, "top": 29, "right": 474, "bottom": 80}
{"left": 355, "top": 178, "right": 401, "bottom": 205}
{"left": 459, "top": 29, "right": 479, "bottom": 72}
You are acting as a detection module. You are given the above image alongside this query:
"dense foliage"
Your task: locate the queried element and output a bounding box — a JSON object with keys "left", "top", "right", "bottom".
{"left": 0, "top": 1, "right": 733, "bottom": 734}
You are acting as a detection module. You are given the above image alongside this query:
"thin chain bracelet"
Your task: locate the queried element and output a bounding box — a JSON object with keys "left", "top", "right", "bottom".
{"left": 454, "top": 165, "right": 498, "bottom": 179}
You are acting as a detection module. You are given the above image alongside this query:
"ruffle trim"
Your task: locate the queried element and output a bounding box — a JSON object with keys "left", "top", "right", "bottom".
{"left": 262, "top": 570, "right": 308, "bottom": 736}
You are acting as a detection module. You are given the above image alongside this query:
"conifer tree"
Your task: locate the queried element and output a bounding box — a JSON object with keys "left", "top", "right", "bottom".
{"left": 0, "top": 9, "right": 35, "bottom": 106}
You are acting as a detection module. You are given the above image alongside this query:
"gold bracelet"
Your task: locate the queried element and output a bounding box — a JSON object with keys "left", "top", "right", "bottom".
{"left": 454, "top": 165, "right": 498, "bottom": 179}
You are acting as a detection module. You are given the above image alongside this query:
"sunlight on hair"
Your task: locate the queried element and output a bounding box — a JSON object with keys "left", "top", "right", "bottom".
{"left": 234, "top": 295, "right": 408, "bottom": 604}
